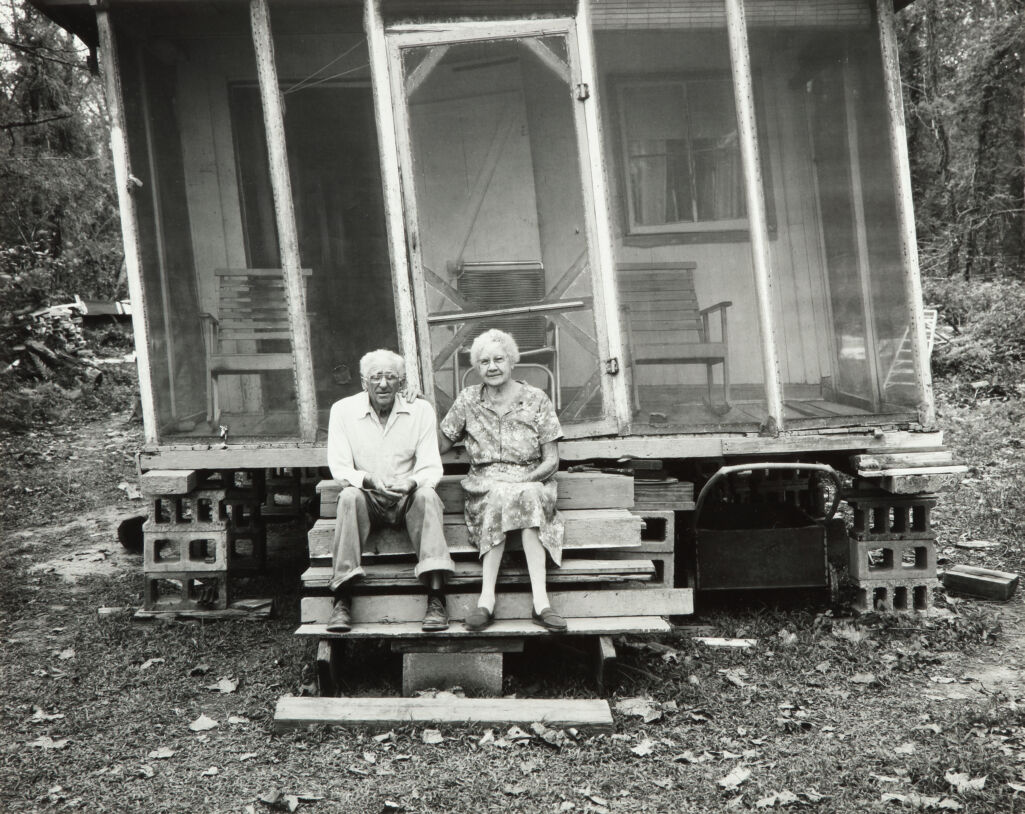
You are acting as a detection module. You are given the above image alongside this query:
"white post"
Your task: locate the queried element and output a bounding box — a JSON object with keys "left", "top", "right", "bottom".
{"left": 876, "top": 0, "right": 936, "bottom": 429}
{"left": 365, "top": 0, "right": 425, "bottom": 390}
{"left": 724, "top": 0, "right": 784, "bottom": 433}
{"left": 96, "top": 9, "right": 159, "bottom": 444}
{"left": 249, "top": 0, "right": 319, "bottom": 441}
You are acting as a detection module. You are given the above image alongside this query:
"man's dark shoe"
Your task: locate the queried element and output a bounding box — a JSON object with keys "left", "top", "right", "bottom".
{"left": 326, "top": 595, "right": 352, "bottom": 632}
{"left": 531, "top": 606, "right": 567, "bottom": 633}
{"left": 422, "top": 594, "right": 449, "bottom": 632}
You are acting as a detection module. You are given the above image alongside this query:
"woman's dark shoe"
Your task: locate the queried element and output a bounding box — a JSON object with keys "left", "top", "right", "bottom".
{"left": 326, "top": 596, "right": 352, "bottom": 632}
{"left": 531, "top": 606, "right": 567, "bottom": 632}
{"left": 464, "top": 606, "right": 494, "bottom": 631}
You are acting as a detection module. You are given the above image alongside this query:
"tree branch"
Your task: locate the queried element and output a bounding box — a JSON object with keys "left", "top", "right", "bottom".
{"left": 1, "top": 112, "right": 73, "bottom": 131}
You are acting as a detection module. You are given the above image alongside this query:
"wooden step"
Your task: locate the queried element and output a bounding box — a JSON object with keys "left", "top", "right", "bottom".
{"left": 316, "top": 472, "right": 634, "bottom": 518}
{"left": 300, "top": 587, "right": 693, "bottom": 624}
{"left": 300, "top": 558, "right": 655, "bottom": 589}
{"left": 306, "top": 509, "right": 643, "bottom": 564}
{"left": 273, "top": 696, "right": 614, "bottom": 732}
{"left": 296, "top": 615, "right": 674, "bottom": 639}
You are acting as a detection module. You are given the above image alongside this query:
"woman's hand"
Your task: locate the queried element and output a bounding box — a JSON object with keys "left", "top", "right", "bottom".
{"left": 522, "top": 441, "right": 560, "bottom": 483}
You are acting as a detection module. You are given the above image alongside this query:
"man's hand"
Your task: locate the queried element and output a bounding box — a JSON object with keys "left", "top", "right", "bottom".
{"left": 364, "top": 473, "right": 403, "bottom": 503}
{"left": 384, "top": 478, "right": 417, "bottom": 496}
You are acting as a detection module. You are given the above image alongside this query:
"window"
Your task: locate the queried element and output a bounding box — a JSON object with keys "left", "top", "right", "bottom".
{"left": 615, "top": 75, "right": 747, "bottom": 235}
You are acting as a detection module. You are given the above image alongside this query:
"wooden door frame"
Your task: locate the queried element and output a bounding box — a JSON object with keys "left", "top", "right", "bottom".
{"left": 376, "top": 12, "right": 626, "bottom": 438}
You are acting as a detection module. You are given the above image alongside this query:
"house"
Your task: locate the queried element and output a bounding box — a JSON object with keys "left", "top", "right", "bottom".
{"left": 30, "top": 0, "right": 962, "bottom": 722}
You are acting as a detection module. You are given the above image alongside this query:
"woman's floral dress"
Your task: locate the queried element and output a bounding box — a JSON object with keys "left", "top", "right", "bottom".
{"left": 440, "top": 382, "right": 564, "bottom": 564}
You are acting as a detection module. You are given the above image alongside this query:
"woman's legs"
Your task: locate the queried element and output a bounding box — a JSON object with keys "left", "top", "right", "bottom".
{"left": 521, "top": 528, "right": 550, "bottom": 614}
{"left": 476, "top": 541, "right": 505, "bottom": 613}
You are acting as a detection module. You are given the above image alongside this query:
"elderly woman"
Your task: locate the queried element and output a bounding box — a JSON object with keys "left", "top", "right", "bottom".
{"left": 439, "top": 328, "right": 566, "bottom": 632}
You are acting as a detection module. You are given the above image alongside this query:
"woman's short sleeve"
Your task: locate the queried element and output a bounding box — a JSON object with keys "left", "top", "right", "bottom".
{"left": 536, "top": 393, "right": 563, "bottom": 445}
{"left": 439, "top": 390, "right": 467, "bottom": 442}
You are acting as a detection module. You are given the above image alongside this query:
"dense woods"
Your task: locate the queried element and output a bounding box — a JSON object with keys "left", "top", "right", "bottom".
{"left": 0, "top": 0, "right": 1022, "bottom": 403}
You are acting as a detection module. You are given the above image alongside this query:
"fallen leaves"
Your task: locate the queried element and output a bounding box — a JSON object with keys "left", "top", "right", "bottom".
{"left": 755, "top": 790, "right": 799, "bottom": 808}
{"left": 881, "top": 792, "right": 962, "bottom": 810}
{"left": 28, "top": 706, "right": 64, "bottom": 723}
{"left": 420, "top": 729, "right": 443, "bottom": 745}
{"left": 850, "top": 672, "right": 878, "bottom": 685}
{"left": 718, "top": 766, "right": 752, "bottom": 790}
{"left": 944, "top": 771, "right": 986, "bottom": 793}
{"left": 614, "top": 696, "right": 676, "bottom": 723}
{"left": 148, "top": 747, "right": 175, "bottom": 760}
{"left": 28, "top": 735, "right": 68, "bottom": 749}
{"left": 630, "top": 739, "right": 656, "bottom": 757}
{"left": 207, "top": 677, "right": 239, "bottom": 694}
{"left": 140, "top": 657, "right": 164, "bottom": 670}
{"left": 188, "top": 714, "right": 218, "bottom": 732}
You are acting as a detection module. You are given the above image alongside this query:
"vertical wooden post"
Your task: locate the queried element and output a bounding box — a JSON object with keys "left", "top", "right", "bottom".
{"left": 365, "top": 0, "right": 425, "bottom": 391}
{"left": 724, "top": 0, "right": 784, "bottom": 434}
{"left": 249, "top": 0, "right": 319, "bottom": 441}
{"left": 575, "top": 0, "right": 631, "bottom": 431}
{"left": 876, "top": 0, "right": 936, "bottom": 429}
{"left": 96, "top": 9, "right": 159, "bottom": 444}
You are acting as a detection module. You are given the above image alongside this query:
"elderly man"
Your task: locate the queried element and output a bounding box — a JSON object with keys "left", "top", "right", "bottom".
{"left": 326, "top": 349, "right": 454, "bottom": 632}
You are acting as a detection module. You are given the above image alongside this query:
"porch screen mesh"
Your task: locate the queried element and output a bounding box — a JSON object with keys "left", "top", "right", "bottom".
{"left": 592, "top": 0, "right": 871, "bottom": 29}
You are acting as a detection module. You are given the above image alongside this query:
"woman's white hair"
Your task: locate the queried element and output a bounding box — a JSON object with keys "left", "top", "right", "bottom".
{"left": 359, "top": 349, "right": 406, "bottom": 378}
{"left": 469, "top": 328, "right": 520, "bottom": 367}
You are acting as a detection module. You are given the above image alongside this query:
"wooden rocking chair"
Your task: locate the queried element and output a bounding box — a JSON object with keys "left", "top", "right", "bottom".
{"left": 617, "top": 262, "right": 731, "bottom": 415}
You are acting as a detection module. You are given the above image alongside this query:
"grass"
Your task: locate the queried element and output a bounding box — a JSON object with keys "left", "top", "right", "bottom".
{"left": 2, "top": 371, "right": 1025, "bottom": 812}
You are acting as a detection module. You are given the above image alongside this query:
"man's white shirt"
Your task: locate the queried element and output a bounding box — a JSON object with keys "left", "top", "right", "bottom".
{"left": 326, "top": 392, "right": 443, "bottom": 491}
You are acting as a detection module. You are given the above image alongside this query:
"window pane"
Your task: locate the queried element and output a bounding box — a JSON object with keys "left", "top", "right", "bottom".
{"left": 401, "top": 34, "right": 611, "bottom": 429}
{"left": 748, "top": 11, "right": 919, "bottom": 424}
{"left": 596, "top": 15, "right": 769, "bottom": 432}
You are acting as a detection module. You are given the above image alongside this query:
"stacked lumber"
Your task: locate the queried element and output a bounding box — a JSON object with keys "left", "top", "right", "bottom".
{"left": 846, "top": 449, "right": 967, "bottom": 494}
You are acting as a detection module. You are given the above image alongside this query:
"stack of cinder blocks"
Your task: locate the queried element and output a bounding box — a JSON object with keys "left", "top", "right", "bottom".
{"left": 140, "top": 469, "right": 266, "bottom": 611}
{"left": 845, "top": 487, "right": 938, "bottom": 612}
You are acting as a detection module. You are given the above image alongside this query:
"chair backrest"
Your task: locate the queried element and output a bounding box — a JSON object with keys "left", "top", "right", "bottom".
{"left": 616, "top": 262, "right": 705, "bottom": 354}
{"left": 456, "top": 261, "right": 548, "bottom": 351}
{"left": 214, "top": 268, "right": 311, "bottom": 345}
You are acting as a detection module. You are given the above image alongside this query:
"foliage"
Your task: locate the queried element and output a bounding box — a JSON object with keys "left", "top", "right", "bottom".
{"left": 0, "top": 1, "right": 121, "bottom": 314}
{"left": 926, "top": 276, "right": 1025, "bottom": 393}
{"left": 898, "top": 0, "right": 1025, "bottom": 281}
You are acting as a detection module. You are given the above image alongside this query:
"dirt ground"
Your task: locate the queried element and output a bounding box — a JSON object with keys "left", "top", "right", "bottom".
{"left": 2, "top": 373, "right": 1025, "bottom": 813}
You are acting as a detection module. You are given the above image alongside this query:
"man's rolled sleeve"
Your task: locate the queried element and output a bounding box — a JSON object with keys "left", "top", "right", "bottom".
{"left": 411, "top": 401, "right": 443, "bottom": 490}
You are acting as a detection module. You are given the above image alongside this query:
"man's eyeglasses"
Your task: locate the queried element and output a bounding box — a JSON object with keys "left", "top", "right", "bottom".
{"left": 364, "top": 373, "right": 401, "bottom": 383}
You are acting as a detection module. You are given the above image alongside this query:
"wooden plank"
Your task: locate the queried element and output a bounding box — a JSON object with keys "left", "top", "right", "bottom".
{"left": 297, "top": 615, "right": 675, "bottom": 638}
{"left": 391, "top": 638, "right": 524, "bottom": 653}
{"left": 942, "top": 565, "right": 1019, "bottom": 601}
{"left": 249, "top": 0, "right": 317, "bottom": 441}
{"left": 595, "top": 634, "right": 617, "bottom": 694}
{"left": 317, "top": 472, "right": 634, "bottom": 517}
{"left": 301, "top": 559, "right": 654, "bottom": 588}
{"left": 273, "top": 696, "right": 614, "bottom": 732}
{"left": 307, "top": 510, "right": 642, "bottom": 562}
{"left": 858, "top": 465, "right": 968, "bottom": 478}
{"left": 300, "top": 589, "right": 692, "bottom": 625}
{"left": 139, "top": 470, "right": 198, "bottom": 495}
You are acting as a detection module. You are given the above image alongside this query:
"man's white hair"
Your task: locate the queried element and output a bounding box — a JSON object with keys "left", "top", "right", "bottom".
{"left": 469, "top": 328, "right": 520, "bottom": 367}
{"left": 359, "top": 349, "right": 406, "bottom": 378}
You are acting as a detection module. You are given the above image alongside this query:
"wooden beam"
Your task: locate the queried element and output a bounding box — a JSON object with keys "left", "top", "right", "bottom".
{"left": 273, "top": 696, "right": 614, "bottom": 732}
{"left": 724, "top": 0, "right": 784, "bottom": 432}
{"left": 942, "top": 565, "right": 1019, "bottom": 601}
{"left": 96, "top": 10, "right": 159, "bottom": 444}
{"left": 300, "top": 589, "right": 692, "bottom": 625}
{"left": 876, "top": 0, "right": 936, "bottom": 429}
{"left": 365, "top": 0, "right": 423, "bottom": 386}
{"left": 298, "top": 615, "right": 675, "bottom": 638}
{"left": 249, "top": 0, "right": 318, "bottom": 441}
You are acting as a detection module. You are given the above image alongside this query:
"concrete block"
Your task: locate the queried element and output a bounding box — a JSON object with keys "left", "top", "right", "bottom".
{"left": 144, "top": 570, "right": 229, "bottom": 611}
{"left": 848, "top": 537, "right": 937, "bottom": 581}
{"left": 853, "top": 578, "right": 937, "bottom": 613}
{"left": 402, "top": 652, "right": 503, "bottom": 696}
{"left": 144, "top": 529, "right": 229, "bottom": 572}
{"left": 139, "top": 469, "right": 197, "bottom": 495}
{"left": 847, "top": 491, "right": 937, "bottom": 540}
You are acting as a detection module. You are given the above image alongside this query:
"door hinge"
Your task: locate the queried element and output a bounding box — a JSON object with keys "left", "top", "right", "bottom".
{"left": 604, "top": 357, "right": 620, "bottom": 375}
{"left": 576, "top": 83, "right": 590, "bottom": 101}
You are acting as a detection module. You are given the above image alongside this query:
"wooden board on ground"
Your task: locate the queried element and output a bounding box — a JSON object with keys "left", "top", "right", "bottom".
{"left": 296, "top": 615, "right": 674, "bottom": 639}
{"left": 139, "top": 469, "right": 198, "bottom": 495}
{"left": 306, "top": 510, "right": 643, "bottom": 561}
{"left": 273, "top": 696, "right": 614, "bottom": 732}
{"left": 301, "top": 587, "right": 693, "bottom": 624}
{"left": 133, "top": 598, "right": 273, "bottom": 621}
{"left": 942, "top": 564, "right": 1019, "bottom": 601}
{"left": 316, "top": 472, "right": 634, "bottom": 517}
{"left": 300, "top": 559, "right": 655, "bottom": 589}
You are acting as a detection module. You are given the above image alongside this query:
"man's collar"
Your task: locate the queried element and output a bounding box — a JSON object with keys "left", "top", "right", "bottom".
{"left": 358, "top": 390, "right": 411, "bottom": 418}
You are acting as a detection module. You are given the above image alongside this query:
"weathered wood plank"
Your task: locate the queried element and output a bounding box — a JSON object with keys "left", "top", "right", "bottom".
{"left": 300, "top": 559, "right": 655, "bottom": 589}
{"left": 300, "top": 588, "right": 692, "bottom": 625}
{"left": 849, "top": 450, "right": 953, "bottom": 472}
{"left": 297, "top": 615, "right": 674, "bottom": 639}
{"left": 306, "top": 510, "right": 643, "bottom": 561}
{"left": 139, "top": 470, "right": 198, "bottom": 496}
{"left": 942, "top": 564, "right": 1019, "bottom": 601}
{"left": 273, "top": 696, "right": 614, "bottom": 732}
{"left": 316, "top": 472, "right": 634, "bottom": 518}
{"left": 391, "top": 638, "right": 524, "bottom": 654}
